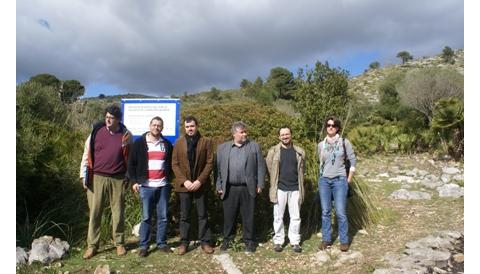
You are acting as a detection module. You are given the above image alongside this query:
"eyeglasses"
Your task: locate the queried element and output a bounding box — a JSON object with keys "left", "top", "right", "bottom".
{"left": 326, "top": 124, "right": 336, "bottom": 128}
{"left": 105, "top": 116, "right": 117, "bottom": 120}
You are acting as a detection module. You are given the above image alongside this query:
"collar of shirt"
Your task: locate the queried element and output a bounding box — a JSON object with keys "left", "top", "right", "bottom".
{"left": 105, "top": 125, "right": 121, "bottom": 135}
{"left": 231, "top": 139, "right": 249, "bottom": 148}
{"left": 147, "top": 133, "right": 163, "bottom": 145}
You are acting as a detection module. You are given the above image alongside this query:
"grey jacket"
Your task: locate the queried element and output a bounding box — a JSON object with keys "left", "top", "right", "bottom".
{"left": 216, "top": 140, "right": 266, "bottom": 199}
{"left": 266, "top": 143, "right": 306, "bottom": 204}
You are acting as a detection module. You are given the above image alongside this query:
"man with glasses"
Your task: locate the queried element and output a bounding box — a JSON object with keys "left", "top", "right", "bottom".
{"left": 266, "top": 126, "right": 305, "bottom": 253}
{"left": 79, "top": 104, "right": 133, "bottom": 259}
{"left": 128, "top": 116, "right": 173, "bottom": 257}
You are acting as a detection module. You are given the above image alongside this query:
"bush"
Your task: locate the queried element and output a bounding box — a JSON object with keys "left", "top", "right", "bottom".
{"left": 294, "top": 61, "right": 350, "bottom": 139}
{"left": 17, "top": 83, "right": 88, "bottom": 247}
{"left": 397, "top": 67, "right": 463, "bottom": 124}
{"left": 348, "top": 123, "right": 422, "bottom": 154}
{"left": 430, "top": 97, "right": 464, "bottom": 160}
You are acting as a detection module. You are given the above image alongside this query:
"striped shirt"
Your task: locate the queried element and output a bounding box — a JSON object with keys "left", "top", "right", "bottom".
{"left": 142, "top": 137, "right": 167, "bottom": 187}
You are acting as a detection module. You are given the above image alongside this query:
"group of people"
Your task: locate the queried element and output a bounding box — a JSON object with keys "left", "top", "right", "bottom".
{"left": 79, "top": 104, "right": 356, "bottom": 259}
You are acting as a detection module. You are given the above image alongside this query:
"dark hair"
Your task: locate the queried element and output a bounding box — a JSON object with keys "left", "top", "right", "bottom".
{"left": 150, "top": 116, "right": 164, "bottom": 126}
{"left": 324, "top": 116, "right": 341, "bottom": 131}
{"left": 184, "top": 115, "right": 198, "bottom": 126}
{"left": 104, "top": 104, "right": 122, "bottom": 119}
{"left": 278, "top": 125, "right": 292, "bottom": 135}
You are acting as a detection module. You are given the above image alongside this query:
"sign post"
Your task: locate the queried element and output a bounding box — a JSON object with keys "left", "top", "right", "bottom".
{"left": 121, "top": 98, "right": 181, "bottom": 144}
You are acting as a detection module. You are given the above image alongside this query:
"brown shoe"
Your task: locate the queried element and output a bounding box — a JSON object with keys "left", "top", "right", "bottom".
{"left": 159, "top": 245, "right": 173, "bottom": 253}
{"left": 178, "top": 244, "right": 188, "bottom": 255}
{"left": 83, "top": 248, "right": 96, "bottom": 259}
{"left": 340, "top": 243, "right": 349, "bottom": 252}
{"left": 319, "top": 241, "right": 332, "bottom": 250}
{"left": 201, "top": 243, "right": 214, "bottom": 254}
{"left": 138, "top": 248, "right": 148, "bottom": 257}
{"left": 116, "top": 245, "right": 127, "bottom": 256}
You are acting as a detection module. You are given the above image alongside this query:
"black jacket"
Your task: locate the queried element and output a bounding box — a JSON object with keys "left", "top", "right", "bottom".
{"left": 127, "top": 132, "right": 173, "bottom": 184}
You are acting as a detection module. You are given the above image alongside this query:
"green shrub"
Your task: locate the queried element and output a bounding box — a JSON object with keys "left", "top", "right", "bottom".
{"left": 430, "top": 97, "right": 464, "bottom": 160}
{"left": 16, "top": 82, "right": 88, "bottom": 247}
{"left": 348, "top": 124, "right": 423, "bottom": 154}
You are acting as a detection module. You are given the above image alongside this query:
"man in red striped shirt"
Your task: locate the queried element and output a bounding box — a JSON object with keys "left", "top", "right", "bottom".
{"left": 128, "top": 116, "right": 173, "bottom": 257}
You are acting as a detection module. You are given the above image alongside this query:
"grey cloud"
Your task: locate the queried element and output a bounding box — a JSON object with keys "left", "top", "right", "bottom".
{"left": 16, "top": 0, "right": 463, "bottom": 96}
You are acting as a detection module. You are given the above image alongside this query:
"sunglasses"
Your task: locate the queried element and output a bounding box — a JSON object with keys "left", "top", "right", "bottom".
{"left": 326, "top": 124, "right": 336, "bottom": 128}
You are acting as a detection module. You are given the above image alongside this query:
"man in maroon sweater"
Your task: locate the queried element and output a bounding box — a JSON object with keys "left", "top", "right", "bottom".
{"left": 79, "top": 105, "right": 133, "bottom": 259}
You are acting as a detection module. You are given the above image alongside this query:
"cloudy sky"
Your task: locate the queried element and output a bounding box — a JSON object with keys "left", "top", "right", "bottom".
{"left": 16, "top": 0, "right": 464, "bottom": 97}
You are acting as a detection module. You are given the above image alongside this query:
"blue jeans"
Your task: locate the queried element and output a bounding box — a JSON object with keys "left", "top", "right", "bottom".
{"left": 318, "top": 176, "right": 349, "bottom": 244}
{"left": 139, "top": 184, "right": 171, "bottom": 249}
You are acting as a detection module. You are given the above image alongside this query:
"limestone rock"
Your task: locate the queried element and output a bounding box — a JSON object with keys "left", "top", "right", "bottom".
{"left": 313, "top": 250, "right": 331, "bottom": 264}
{"left": 16, "top": 247, "right": 28, "bottom": 265}
{"left": 333, "top": 251, "right": 363, "bottom": 267}
{"left": 442, "top": 167, "right": 461, "bottom": 175}
{"left": 421, "top": 176, "right": 444, "bottom": 189}
{"left": 388, "top": 176, "right": 419, "bottom": 184}
{"left": 28, "top": 236, "right": 70, "bottom": 265}
{"left": 405, "top": 235, "right": 453, "bottom": 250}
{"left": 94, "top": 264, "right": 111, "bottom": 274}
{"left": 453, "top": 253, "right": 464, "bottom": 263}
{"left": 452, "top": 174, "right": 464, "bottom": 181}
{"left": 404, "top": 248, "right": 451, "bottom": 267}
{"left": 437, "top": 183, "right": 464, "bottom": 198}
{"left": 440, "top": 174, "right": 451, "bottom": 184}
{"left": 389, "top": 189, "right": 431, "bottom": 200}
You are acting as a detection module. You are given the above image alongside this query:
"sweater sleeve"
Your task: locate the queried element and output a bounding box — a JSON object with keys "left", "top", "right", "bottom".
{"left": 215, "top": 144, "right": 223, "bottom": 191}
{"left": 256, "top": 143, "right": 266, "bottom": 189}
{"left": 344, "top": 139, "right": 357, "bottom": 172}
{"left": 79, "top": 135, "right": 91, "bottom": 179}
{"left": 126, "top": 142, "right": 135, "bottom": 182}
{"left": 171, "top": 140, "right": 188, "bottom": 184}
{"left": 196, "top": 138, "right": 214, "bottom": 184}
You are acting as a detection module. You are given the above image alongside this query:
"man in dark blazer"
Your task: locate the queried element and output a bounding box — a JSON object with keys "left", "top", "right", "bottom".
{"left": 216, "top": 121, "right": 266, "bottom": 253}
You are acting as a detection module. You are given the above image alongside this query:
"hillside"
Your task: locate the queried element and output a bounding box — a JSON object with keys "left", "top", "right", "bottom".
{"left": 348, "top": 49, "right": 464, "bottom": 104}
{"left": 77, "top": 49, "right": 464, "bottom": 119}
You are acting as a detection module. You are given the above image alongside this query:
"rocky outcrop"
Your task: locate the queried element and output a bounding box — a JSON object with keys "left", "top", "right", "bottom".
{"left": 372, "top": 159, "right": 464, "bottom": 200}
{"left": 27, "top": 236, "right": 70, "bottom": 265}
{"left": 374, "top": 231, "right": 463, "bottom": 273}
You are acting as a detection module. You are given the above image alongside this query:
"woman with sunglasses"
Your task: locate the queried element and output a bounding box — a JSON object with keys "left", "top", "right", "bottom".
{"left": 317, "top": 116, "right": 356, "bottom": 252}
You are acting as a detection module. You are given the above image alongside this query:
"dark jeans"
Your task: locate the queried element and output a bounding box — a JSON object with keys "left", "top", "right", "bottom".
{"left": 178, "top": 191, "right": 211, "bottom": 245}
{"left": 222, "top": 184, "right": 256, "bottom": 244}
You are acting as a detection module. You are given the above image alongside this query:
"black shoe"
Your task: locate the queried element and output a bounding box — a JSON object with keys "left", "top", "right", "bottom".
{"left": 220, "top": 241, "right": 230, "bottom": 252}
{"left": 245, "top": 243, "right": 256, "bottom": 253}
{"left": 274, "top": 244, "right": 283, "bottom": 252}
{"left": 138, "top": 248, "right": 148, "bottom": 257}
{"left": 292, "top": 244, "right": 302, "bottom": 253}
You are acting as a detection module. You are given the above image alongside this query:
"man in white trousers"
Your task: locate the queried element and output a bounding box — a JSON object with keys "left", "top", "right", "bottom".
{"left": 266, "top": 126, "right": 306, "bottom": 253}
